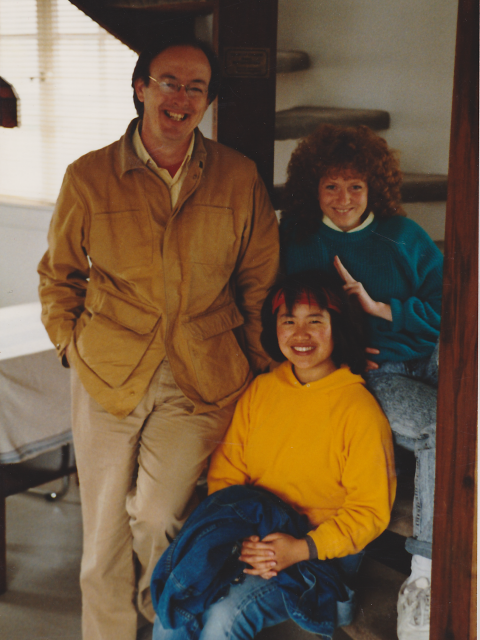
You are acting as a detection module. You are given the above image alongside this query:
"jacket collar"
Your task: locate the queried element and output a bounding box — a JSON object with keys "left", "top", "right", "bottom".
{"left": 118, "top": 119, "right": 145, "bottom": 176}
{"left": 190, "top": 127, "right": 207, "bottom": 169}
{"left": 171, "top": 129, "right": 207, "bottom": 216}
{"left": 118, "top": 118, "right": 208, "bottom": 178}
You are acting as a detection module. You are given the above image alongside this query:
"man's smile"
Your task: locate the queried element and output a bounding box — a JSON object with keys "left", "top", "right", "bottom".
{"left": 165, "top": 110, "right": 188, "bottom": 121}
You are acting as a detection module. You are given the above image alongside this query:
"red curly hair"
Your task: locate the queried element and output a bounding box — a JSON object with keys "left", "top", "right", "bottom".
{"left": 281, "top": 124, "right": 405, "bottom": 239}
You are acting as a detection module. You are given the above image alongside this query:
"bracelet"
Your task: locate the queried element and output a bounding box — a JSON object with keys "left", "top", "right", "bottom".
{"left": 305, "top": 535, "right": 318, "bottom": 560}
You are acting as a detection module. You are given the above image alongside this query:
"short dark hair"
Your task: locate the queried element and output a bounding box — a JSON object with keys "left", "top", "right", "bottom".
{"left": 131, "top": 36, "right": 221, "bottom": 118}
{"left": 260, "top": 270, "right": 367, "bottom": 375}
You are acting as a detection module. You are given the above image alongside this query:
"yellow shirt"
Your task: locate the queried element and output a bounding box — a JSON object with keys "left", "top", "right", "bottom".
{"left": 132, "top": 123, "right": 195, "bottom": 208}
{"left": 208, "top": 362, "right": 396, "bottom": 559}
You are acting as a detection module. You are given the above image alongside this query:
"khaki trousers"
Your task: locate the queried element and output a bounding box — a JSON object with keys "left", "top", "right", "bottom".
{"left": 71, "top": 359, "right": 235, "bottom": 640}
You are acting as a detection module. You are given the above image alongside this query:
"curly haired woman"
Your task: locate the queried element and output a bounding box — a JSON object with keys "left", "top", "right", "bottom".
{"left": 281, "top": 124, "right": 443, "bottom": 640}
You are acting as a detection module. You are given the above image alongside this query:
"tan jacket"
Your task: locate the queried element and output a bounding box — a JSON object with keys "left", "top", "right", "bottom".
{"left": 38, "top": 120, "right": 279, "bottom": 418}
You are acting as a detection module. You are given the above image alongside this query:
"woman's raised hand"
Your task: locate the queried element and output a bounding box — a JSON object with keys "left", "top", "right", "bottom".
{"left": 333, "top": 256, "right": 392, "bottom": 321}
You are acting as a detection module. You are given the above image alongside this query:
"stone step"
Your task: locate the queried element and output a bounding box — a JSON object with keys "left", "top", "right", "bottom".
{"left": 257, "top": 557, "right": 406, "bottom": 640}
{"left": 366, "top": 529, "right": 412, "bottom": 578}
{"left": 277, "top": 50, "right": 310, "bottom": 73}
{"left": 275, "top": 106, "right": 391, "bottom": 141}
{"left": 401, "top": 173, "right": 448, "bottom": 203}
{"left": 272, "top": 172, "right": 448, "bottom": 209}
{"left": 388, "top": 497, "right": 413, "bottom": 539}
{"left": 338, "top": 558, "right": 406, "bottom": 640}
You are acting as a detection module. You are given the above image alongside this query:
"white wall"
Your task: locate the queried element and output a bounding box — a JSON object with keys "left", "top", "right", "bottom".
{"left": 0, "top": 0, "right": 458, "bottom": 308}
{"left": 275, "top": 0, "right": 458, "bottom": 240}
{"left": 0, "top": 202, "right": 53, "bottom": 307}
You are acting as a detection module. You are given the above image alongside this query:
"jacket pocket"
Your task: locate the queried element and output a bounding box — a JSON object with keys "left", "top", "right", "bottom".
{"left": 89, "top": 210, "right": 153, "bottom": 273}
{"left": 90, "top": 286, "right": 159, "bottom": 334}
{"left": 76, "top": 289, "right": 160, "bottom": 388}
{"left": 176, "top": 205, "right": 237, "bottom": 266}
{"left": 183, "top": 302, "right": 251, "bottom": 404}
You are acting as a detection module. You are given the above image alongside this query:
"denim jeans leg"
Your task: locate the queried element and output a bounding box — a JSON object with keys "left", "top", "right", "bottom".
{"left": 153, "top": 615, "right": 191, "bottom": 640}
{"left": 152, "top": 576, "right": 289, "bottom": 640}
{"left": 406, "top": 437, "right": 435, "bottom": 559}
{"left": 366, "top": 366, "right": 437, "bottom": 559}
{"left": 424, "top": 340, "right": 439, "bottom": 386}
{"left": 199, "top": 575, "right": 289, "bottom": 639}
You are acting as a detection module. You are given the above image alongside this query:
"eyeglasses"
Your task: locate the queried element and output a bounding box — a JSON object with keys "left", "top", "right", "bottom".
{"left": 148, "top": 76, "right": 208, "bottom": 99}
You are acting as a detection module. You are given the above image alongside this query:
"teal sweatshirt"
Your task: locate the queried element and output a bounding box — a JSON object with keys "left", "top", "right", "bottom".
{"left": 281, "top": 216, "right": 443, "bottom": 363}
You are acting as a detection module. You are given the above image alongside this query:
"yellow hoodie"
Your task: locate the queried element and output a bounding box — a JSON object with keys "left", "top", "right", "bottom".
{"left": 208, "top": 362, "right": 396, "bottom": 560}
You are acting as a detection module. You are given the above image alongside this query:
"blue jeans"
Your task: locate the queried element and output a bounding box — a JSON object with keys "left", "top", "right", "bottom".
{"left": 365, "top": 342, "right": 438, "bottom": 559}
{"left": 152, "top": 575, "right": 290, "bottom": 640}
{"left": 153, "top": 567, "right": 356, "bottom": 640}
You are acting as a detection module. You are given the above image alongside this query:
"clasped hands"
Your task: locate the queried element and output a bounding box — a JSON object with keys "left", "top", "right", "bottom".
{"left": 239, "top": 533, "right": 310, "bottom": 580}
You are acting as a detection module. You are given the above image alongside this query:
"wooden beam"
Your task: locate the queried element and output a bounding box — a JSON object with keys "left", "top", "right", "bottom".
{"left": 68, "top": 0, "right": 197, "bottom": 52}
{"left": 471, "top": 458, "right": 477, "bottom": 639}
{"left": 213, "top": 0, "right": 278, "bottom": 192}
{"left": 430, "top": 0, "right": 478, "bottom": 636}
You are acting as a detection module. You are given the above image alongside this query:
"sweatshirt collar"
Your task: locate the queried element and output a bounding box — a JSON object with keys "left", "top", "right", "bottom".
{"left": 276, "top": 360, "right": 364, "bottom": 391}
{"left": 322, "top": 211, "right": 375, "bottom": 233}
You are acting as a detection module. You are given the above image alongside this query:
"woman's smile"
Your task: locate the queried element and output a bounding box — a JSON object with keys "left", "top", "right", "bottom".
{"left": 318, "top": 172, "right": 368, "bottom": 231}
{"left": 291, "top": 345, "right": 315, "bottom": 353}
{"left": 276, "top": 302, "right": 337, "bottom": 383}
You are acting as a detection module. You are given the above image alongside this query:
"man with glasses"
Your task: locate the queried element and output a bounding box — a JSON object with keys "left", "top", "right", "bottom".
{"left": 38, "top": 36, "right": 279, "bottom": 640}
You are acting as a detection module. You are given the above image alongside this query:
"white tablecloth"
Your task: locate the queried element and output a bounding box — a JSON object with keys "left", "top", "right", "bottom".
{"left": 0, "top": 302, "right": 72, "bottom": 464}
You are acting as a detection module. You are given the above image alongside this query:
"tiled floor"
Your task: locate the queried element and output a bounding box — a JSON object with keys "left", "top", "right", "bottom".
{"left": 0, "top": 477, "right": 82, "bottom": 640}
{"left": 1, "top": 477, "right": 402, "bottom": 640}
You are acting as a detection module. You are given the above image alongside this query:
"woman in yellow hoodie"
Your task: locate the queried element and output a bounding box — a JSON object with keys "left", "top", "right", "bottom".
{"left": 152, "top": 270, "right": 396, "bottom": 640}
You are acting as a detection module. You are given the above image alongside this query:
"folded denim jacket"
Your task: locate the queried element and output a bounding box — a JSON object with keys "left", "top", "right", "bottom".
{"left": 151, "top": 485, "right": 362, "bottom": 639}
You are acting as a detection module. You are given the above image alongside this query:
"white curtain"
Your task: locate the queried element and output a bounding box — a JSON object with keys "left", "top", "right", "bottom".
{"left": 0, "top": 0, "right": 138, "bottom": 204}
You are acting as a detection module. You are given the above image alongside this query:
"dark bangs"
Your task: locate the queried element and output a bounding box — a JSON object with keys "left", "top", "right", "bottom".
{"left": 261, "top": 270, "right": 367, "bottom": 374}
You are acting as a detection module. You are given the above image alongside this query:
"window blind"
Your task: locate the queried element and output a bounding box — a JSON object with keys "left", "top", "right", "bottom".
{"left": 0, "top": 0, "right": 138, "bottom": 203}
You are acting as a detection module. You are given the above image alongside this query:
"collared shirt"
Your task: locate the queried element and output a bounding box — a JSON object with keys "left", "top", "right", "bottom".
{"left": 322, "top": 211, "right": 375, "bottom": 233}
{"left": 133, "top": 123, "right": 195, "bottom": 208}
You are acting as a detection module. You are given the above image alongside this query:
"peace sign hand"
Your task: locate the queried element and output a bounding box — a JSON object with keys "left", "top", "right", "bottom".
{"left": 333, "top": 256, "right": 393, "bottom": 321}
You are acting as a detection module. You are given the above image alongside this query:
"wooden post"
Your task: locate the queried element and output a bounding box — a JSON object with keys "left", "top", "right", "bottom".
{"left": 430, "top": 0, "right": 478, "bottom": 637}
{"left": 213, "top": 0, "right": 278, "bottom": 192}
{"left": 0, "top": 469, "right": 5, "bottom": 594}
